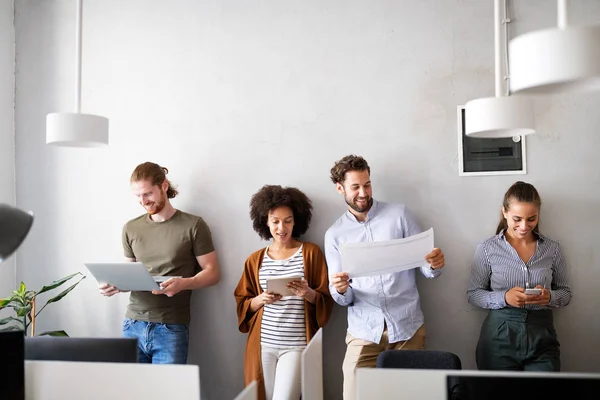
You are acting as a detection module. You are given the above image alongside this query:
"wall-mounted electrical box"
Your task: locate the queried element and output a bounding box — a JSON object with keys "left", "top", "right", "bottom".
{"left": 457, "top": 105, "right": 526, "bottom": 177}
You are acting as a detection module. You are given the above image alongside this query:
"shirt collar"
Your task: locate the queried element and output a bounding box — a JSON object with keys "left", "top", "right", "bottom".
{"left": 345, "top": 199, "right": 379, "bottom": 223}
{"left": 497, "top": 228, "right": 545, "bottom": 243}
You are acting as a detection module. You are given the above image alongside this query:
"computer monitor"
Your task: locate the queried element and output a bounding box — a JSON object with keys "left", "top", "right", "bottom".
{"left": 356, "top": 368, "right": 600, "bottom": 400}
{"left": 0, "top": 331, "right": 25, "bottom": 400}
{"left": 25, "top": 337, "right": 138, "bottom": 363}
{"left": 233, "top": 381, "right": 257, "bottom": 400}
{"left": 302, "top": 328, "right": 323, "bottom": 400}
{"left": 25, "top": 361, "right": 200, "bottom": 399}
{"left": 448, "top": 373, "right": 600, "bottom": 400}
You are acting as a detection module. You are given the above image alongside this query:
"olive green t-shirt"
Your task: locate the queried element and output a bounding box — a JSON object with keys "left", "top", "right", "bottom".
{"left": 122, "top": 210, "right": 214, "bottom": 324}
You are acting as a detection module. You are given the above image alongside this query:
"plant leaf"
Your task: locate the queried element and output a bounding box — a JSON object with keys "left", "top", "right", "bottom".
{"left": 35, "top": 276, "right": 86, "bottom": 318}
{"left": 18, "top": 282, "right": 26, "bottom": 294}
{"left": 5, "top": 293, "right": 27, "bottom": 306}
{"left": 36, "top": 272, "right": 84, "bottom": 296}
{"left": 0, "top": 316, "right": 23, "bottom": 326}
{"left": 44, "top": 278, "right": 85, "bottom": 304}
{"left": 0, "top": 298, "right": 15, "bottom": 309}
{"left": 37, "top": 330, "right": 68, "bottom": 337}
{"left": 16, "top": 304, "right": 32, "bottom": 317}
{"left": 0, "top": 325, "right": 25, "bottom": 332}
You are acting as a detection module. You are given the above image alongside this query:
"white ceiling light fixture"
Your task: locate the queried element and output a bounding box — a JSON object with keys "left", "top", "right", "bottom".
{"left": 46, "top": 0, "right": 108, "bottom": 147}
{"left": 510, "top": 0, "right": 600, "bottom": 95}
{"left": 465, "top": 0, "right": 535, "bottom": 138}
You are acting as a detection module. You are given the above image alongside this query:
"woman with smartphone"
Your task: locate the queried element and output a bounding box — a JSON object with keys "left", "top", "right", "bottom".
{"left": 467, "top": 181, "right": 572, "bottom": 371}
{"left": 234, "top": 185, "right": 333, "bottom": 400}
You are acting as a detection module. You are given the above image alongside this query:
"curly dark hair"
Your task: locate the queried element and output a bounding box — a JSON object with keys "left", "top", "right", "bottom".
{"left": 330, "top": 154, "right": 371, "bottom": 184}
{"left": 249, "top": 185, "right": 313, "bottom": 240}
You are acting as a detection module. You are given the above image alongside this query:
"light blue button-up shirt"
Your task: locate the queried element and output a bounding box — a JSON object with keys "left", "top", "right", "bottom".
{"left": 324, "top": 200, "right": 441, "bottom": 343}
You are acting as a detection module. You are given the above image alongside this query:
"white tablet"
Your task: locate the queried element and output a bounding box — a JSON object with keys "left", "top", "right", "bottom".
{"left": 266, "top": 275, "right": 303, "bottom": 297}
{"left": 85, "top": 262, "right": 180, "bottom": 291}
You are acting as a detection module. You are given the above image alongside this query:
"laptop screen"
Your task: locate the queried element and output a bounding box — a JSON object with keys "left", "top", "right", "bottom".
{"left": 447, "top": 374, "right": 600, "bottom": 400}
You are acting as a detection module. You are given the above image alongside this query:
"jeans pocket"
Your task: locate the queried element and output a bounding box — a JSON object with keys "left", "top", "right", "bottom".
{"left": 163, "top": 323, "right": 189, "bottom": 333}
{"left": 123, "top": 318, "right": 135, "bottom": 331}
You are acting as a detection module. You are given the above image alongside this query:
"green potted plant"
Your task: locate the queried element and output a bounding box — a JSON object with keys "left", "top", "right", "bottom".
{"left": 0, "top": 272, "right": 85, "bottom": 336}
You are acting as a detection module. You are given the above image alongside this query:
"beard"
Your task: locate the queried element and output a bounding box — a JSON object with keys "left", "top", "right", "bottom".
{"left": 345, "top": 196, "right": 372, "bottom": 213}
{"left": 145, "top": 195, "right": 167, "bottom": 215}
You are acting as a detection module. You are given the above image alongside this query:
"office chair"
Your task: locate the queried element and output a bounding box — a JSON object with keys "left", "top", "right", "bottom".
{"left": 376, "top": 350, "right": 463, "bottom": 398}
{"left": 376, "top": 349, "right": 462, "bottom": 370}
{"left": 25, "top": 337, "right": 138, "bottom": 363}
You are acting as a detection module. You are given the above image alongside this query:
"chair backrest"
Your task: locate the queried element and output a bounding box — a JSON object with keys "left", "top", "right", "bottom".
{"left": 25, "top": 337, "right": 138, "bottom": 363}
{"left": 376, "top": 350, "right": 462, "bottom": 370}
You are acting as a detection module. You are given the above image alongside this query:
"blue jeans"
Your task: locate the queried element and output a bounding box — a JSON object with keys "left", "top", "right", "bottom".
{"left": 122, "top": 318, "right": 189, "bottom": 364}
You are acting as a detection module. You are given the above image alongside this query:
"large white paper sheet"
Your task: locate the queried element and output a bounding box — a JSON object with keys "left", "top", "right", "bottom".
{"left": 340, "top": 228, "right": 434, "bottom": 278}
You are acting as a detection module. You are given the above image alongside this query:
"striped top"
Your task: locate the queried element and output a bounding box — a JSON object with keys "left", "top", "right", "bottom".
{"left": 467, "top": 230, "right": 572, "bottom": 310}
{"left": 259, "top": 245, "right": 307, "bottom": 349}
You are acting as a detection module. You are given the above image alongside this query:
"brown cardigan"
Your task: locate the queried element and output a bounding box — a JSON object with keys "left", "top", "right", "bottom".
{"left": 234, "top": 241, "right": 334, "bottom": 400}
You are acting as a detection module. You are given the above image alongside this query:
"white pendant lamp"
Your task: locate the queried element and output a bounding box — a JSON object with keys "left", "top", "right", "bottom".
{"left": 465, "top": 0, "right": 535, "bottom": 138}
{"left": 46, "top": 0, "right": 108, "bottom": 147}
{"left": 509, "top": 0, "right": 600, "bottom": 95}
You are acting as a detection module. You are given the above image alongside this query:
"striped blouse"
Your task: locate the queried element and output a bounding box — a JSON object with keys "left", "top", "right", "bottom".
{"left": 259, "top": 246, "right": 307, "bottom": 349}
{"left": 467, "top": 230, "right": 572, "bottom": 310}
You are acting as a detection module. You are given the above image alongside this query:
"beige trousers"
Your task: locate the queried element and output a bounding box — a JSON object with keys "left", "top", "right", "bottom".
{"left": 342, "top": 324, "right": 426, "bottom": 400}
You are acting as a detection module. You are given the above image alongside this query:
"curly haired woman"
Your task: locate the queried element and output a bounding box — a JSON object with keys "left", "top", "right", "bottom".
{"left": 234, "top": 185, "right": 333, "bottom": 400}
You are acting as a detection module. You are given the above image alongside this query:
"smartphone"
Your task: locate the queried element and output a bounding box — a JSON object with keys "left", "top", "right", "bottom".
{"left": 524, "top": 288, "right": 542, "bottom": 295}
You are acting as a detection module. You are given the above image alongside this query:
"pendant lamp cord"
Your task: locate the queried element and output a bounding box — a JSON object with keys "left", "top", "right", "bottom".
{"left": 502, "top": 0, "right": 512, "bottom": 96}
{"left": 75, "top": 0, "right": 82, "bottom": 113}
{"left": 557, "top": 0, "right": 568, "bottom": 29}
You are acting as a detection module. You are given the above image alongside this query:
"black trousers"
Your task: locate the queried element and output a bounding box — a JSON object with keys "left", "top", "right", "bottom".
{"left": 476, "top": 308, "right": 560, "bottom": 371}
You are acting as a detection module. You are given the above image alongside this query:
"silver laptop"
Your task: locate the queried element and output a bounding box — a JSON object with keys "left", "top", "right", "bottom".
{"left": 85, "top": 262, "right": 181, "bottom": 291}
